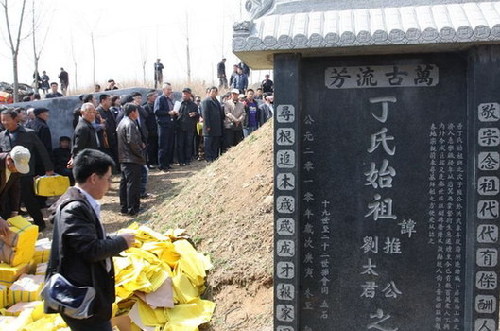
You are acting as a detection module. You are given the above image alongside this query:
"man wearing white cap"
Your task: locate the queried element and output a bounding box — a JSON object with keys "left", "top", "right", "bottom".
{"left": 0, "top": 146, "right": 31, "bottom": 236}
{"left": 222, "top": 89, "right": 245, "bottom": 152}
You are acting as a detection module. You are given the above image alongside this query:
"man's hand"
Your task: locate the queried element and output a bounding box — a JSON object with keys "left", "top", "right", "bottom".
{"left": 45, "top": 170, "right": 55, "bottom": 176}
{"left": 67, "top": 158, "right": 74, "bottom": 169}
{"left": 0, "top": 218, "right": 10, "bottom": 236}
{"left": 120, "top": 233, "right": 135, "bottom": 248}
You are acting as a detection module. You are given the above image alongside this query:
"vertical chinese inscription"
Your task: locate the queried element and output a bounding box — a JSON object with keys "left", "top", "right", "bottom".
{"left": 474, "top": 102, "right": 500, "bottom": 331}
{"left": 275, "top": 104, "right": 298, "bottom": 331}
{"left": 428, "top": 122, "right": 465, "bottom": 330}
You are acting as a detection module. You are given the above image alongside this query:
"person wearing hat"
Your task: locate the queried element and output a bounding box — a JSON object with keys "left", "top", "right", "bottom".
{"left": 0, "top": 146, "right": 31, "bottom": 236}
{"left": 0, "top": 109, "right": 54, "bottom": 231}
{"left": 26, "top": 107, "right": 53, "bottom": 156}
{"left": 217, "top": 58, "right": 228, "bottom": 90}
{"left": 154, "top": 58, "right": 164, "bottom": 89}
{"left": 222, "top": 89, "right": 245, "bottom": 152}
{"left": 176, "top": 88, "right": 199, "bottom": 165}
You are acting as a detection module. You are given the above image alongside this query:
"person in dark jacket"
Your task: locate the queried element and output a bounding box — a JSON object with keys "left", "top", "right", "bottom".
{"left": 53, "top": 136, "right": 74, "bottom": 185}
{"left": 154, "top": 83, "right": 177, "bottom": 171}
{"left": 217, "top": 58, "right": 228, "bottom": 90}
{"left": 143, "top": 91, "right": 158, "bottom": 168}
{"left": 0, "top": 109, "right": 54, "bottom": 230}
{"left": 70, "top": 103, "right": 99, "bottom": 167}
{"left": 26, "top": 107, "right": 53, "bottom": 176}
{"left": 201, "top": 87, "right": 224, "bottom": 162}
{"left": 45, "top": 148, "right": 134, "bottom": 330}
{"left": 0, "top": 146, "right": 31, "bottom": 235}
{"left": 176, "top": 88, "right": 199, "bottom": 165}
{"left": 117, "top": 103, "right": 146, "bottom": 216}
{"left": 96, "top": 94, "right": 118, "bottom": 165}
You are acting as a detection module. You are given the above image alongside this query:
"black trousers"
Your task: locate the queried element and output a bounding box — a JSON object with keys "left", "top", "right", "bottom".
{"left": 20, "top": 176, "right": 44, "bottom": 226}
{"left": 61, "top": 315, "right": 112, "bottom": 331}
{"left": 222, "top": 128, "right": 244, "bottom": 152}
{"left": 147, "top": 133, "right": 158, "bottom": 166}
{"left": 176, "top": 130, "right": 195, "bottom": 164}
{"left": 204, "top": 136, "right": 221, "bottom": 162}
{"left": 119, "top": 163, "right": 141, "bottom": 214}
{"left": 157, "top": 125, "right": 175, "bottom": 169}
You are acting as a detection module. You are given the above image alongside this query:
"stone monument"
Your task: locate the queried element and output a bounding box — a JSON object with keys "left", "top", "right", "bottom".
{"left": 234, "top": 1, "right": 500, "bottom": 330}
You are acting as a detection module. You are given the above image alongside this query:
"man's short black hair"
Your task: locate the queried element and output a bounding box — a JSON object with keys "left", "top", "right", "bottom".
{"left": 210, "top": 86, "right": 218, "bottom": 92}
{"left": 59, "top": 136, "right": 71, "bottom": 142}
{"left": 247, "top": 89, "right": 254, "bottom": 93}
{"left": 1, "top": 109, "right": 17, "bottom": 119}
{"left": 50, "top": 82, "right": 58, "bottom": 86}
{"left": 82, "top": 94, "right": 94, "bottom": 103}
{"left": 123, "top": 102, "right": 138, "bottom": 116}
{"left": 99, "top": 94, "right": 110, "bottom": 103}
{"left": 73, "top": 149, "right": 115, "bottom": 184}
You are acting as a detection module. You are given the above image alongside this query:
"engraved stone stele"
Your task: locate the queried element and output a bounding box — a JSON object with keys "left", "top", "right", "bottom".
{"left": 234, "top": 1, "right": 500, "bottom": 330}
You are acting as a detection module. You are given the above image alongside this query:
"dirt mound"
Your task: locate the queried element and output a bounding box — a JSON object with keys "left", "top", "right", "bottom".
{"left": 148, "top": 121, "right": 274, "bottom": 331}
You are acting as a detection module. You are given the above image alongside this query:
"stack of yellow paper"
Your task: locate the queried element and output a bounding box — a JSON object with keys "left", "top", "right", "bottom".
{"left": 0, "top": 262, "right": 28, "bottom": 286}
{"left": 8, "top": 274, "right": 44, "bottom": 305}
{"left": 33, "top": 238, "right": 51, "bottom": 265}
{"left": 112, "top": 224, "right": 215, "bottom": 331}
{"left": 0, "top": 284, "right": 7, "bottom": 309}
{"left": 0, "top": 216, "right": 39, "bottom": 267}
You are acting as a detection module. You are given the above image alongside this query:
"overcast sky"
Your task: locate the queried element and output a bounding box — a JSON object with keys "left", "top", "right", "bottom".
{"left": 0, "top": 0, "right": 267, "bottom": 92}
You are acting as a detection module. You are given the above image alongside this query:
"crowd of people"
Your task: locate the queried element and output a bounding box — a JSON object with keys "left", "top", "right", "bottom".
{"left": 0, "top": 64, "right": 274, "bottom": 232}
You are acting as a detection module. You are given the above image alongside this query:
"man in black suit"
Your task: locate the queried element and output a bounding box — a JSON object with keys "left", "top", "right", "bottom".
{"left": 154, "top": 83, "right": 177, "bottom": 171}
{"left": 201, "top": 86, "right": 224, "bottom": 162}
{"left": 0, "top": 109, "right": 54, "bottom": 230}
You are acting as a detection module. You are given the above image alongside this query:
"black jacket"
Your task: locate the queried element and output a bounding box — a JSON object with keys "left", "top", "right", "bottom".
{"left": 46, "top": 187, "right": 128, "bottom": 323}
{"left": 154, "top": 95, "right": 176, "bottom": 128}
{"left": 96, "top": 106, "right": 117, "bottom": 148}
{"left": 0, "top": 125, "right": 53, "bottom": 176}
{"left": 26, "top": 117, "right": 52, "bottom": 154}
{"left": 201, "top": 97, "right": 224, "bottom": 137}
{"left": 72, "top": 117, "right": 98, "bottom": 157}
{"left": 143, "top": 102, "right": 158, "bottom": 135}
{"left": 177, "top": 100, "right": 199, "bottom": 132}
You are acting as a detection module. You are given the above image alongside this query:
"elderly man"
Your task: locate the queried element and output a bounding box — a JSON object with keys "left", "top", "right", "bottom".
{"left": 45, "top": 148, "right": 134, "bottom": 330}
{"left": 71, "top": 103, "right": 99, "bottom": 166}
{"left": 222, "top": 89, "right": 245, "bottom": 152}
{"left": 117, "top": 103, "right": 146, "bottom": 216}
{"left": 0, "top": 146, "right": 31, "bottom": 236}
{"left": 154, "top": 83, "right": 177, "bottom": 171}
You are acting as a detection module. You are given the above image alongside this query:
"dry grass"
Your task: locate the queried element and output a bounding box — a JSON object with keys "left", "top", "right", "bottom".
{"left": 70, "top": 79, "right": 233, "bottom": 98}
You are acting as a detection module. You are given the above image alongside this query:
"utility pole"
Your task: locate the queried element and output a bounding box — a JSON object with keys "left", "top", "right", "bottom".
{"left": 185, "top": 11, "right": 191, "bottom": 84}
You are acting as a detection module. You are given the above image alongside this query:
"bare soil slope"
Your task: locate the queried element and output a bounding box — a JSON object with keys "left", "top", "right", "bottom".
{"left": 148, "top": 121, "right": 274, "bottom": 331}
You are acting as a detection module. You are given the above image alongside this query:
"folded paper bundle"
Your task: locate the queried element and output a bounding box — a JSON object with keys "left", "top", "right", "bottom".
{"left": 33, "top": 238, "right": 51, "bottom": 265}
{"left": 0, "top": 285, "right": 7, "bottom": 309}
{"left": 8, "top": 274, "right": 44, "bottom": 305}
{"left": 0, "top": 216, "right": 38, "bottom": 267}
{"left": 113, "top": 223, "right": 215, "bottom": 331}
{"left": 0, "top": 263, "right": 28, "bottom": 286}
{"left": 34, "top": 175, "right": 70, "bottom": 197}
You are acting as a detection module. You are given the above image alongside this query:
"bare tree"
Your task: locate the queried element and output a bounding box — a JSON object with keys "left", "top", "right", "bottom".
{"left": 185, "top": 11, "right": 191, "bottom": 84}
{"left": 70, "top": 30, "right": 78, "bottom": 91}
{"left": 140, "top": 37, "right": 148, "bottom": 86}
{"left": 1, "top": 0, "right": 28, "bottom": 102}
{"left": 31, "top": 0, "right": 50, "bottom": 93}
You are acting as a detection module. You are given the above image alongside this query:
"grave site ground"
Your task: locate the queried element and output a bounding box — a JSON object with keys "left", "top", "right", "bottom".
{"left": 95, "top": 120, "right": 275, "bottom": 330}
